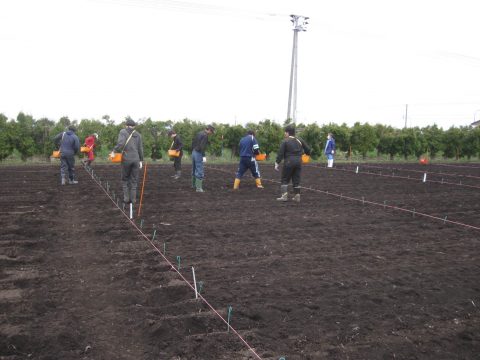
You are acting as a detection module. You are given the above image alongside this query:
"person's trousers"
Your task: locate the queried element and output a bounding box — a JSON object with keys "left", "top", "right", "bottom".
{"left": 174, "top": 156, "right": 182, "bottom": 172}
{"left": 121, "top": 160, "right": 140, "bottom": 204}
{"left": 236, "top": 156, "right": 260, "bottom": 179}
{"left": 60, "top": 155, "right": 76, "bottom": 181}
{"left": 281, "top": 157, "right": 302, "bottom": 194}
{"left": 191, "top": 150, "right": 204, "bottom": 180}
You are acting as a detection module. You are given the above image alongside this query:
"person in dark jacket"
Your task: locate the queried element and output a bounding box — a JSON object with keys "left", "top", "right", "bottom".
{"left": 274, "top": 125, "right": 311, "bottom": 202}
{"left": 324, "top": 132, "right": 336, "bottom": 168}
{"left": 168, "top": 129, "right": 183, "bottom": 179}
{"left": 191, "top": 125, "right": 215, "bottom": 192}
{"left": 233, "top": 130, "right": 263, "bottom": 190}
{"left": 111, "top": 119, "right": 144, "bottom": 205}
{"left": 53, "top": 125, "right": 80, "bottom": 185}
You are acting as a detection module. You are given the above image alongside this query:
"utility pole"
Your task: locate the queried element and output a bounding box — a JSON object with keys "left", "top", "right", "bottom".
{"left": 404, "top": 104, "right": 408, "bottom": 128}
{"left": 287, "top": 14, "right": 308, "bottom": 124}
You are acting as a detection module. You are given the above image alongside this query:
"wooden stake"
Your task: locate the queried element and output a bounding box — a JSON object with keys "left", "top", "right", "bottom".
{"left": 137, "top": 162, "right": 148, "bottom": 217}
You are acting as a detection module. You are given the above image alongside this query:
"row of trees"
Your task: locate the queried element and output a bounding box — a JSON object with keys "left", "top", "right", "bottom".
{"left": 1, "top": 112, "right": 480, "bottom": 162}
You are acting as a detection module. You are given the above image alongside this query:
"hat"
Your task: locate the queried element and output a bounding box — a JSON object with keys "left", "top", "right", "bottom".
{"left": 68, "top": 125, "right": 76, "bottom": 132}
{"left": 125, "top": 119, "right": 136, "bottom": 127}
{"left": 167, "top": 130, "right": 176, "bottom": 136}
{"left": 206, "top": 125, "right": 215, "bottom": 133}
{"left": 93, "top": 133, "right": 99, "bottom": 139}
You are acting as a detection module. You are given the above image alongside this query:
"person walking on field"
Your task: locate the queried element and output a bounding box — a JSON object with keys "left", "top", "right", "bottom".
{"left": 191, "top": 125, "right": 215, "bottom": 193}
{"left": 168, "top": 129, "right": 183, "bottom": 179}
{"left": 111, "top": 119, "right": 144, "bottom": 206}
{"left": 274, "top": 125, "right": 311, "bottom": 202}
{"left": 82, "top": 133, "right": 98, "bottom": 168}
{"left": 54, "top": 125, "right": 80, "bottom": 185}
{"left": 233, "top": 130, "right": 264, "bottom": 190}
{"left": 324, "top": 132, "right": 336, "bottom": 168}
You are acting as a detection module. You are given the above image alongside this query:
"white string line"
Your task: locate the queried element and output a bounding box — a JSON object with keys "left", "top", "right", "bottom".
{"left": 207, "top": 165, "right": 480, "bottom": 232}
{"left": 84, "top": 166, "right": 264, "bottom": 360}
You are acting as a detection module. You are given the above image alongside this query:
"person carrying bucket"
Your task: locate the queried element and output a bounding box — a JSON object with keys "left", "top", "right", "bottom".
{"left": 82, "top": 133, "right": 98, "bottom": 168}
{"left": 53, "top": 125, "right": 80, "bottom": 185}
{"left": 274, "top": 125, "right": 311, "bottom": 202}
{"left": 191, "top": 125, "right": 215, "bottom": 192}
{"left": 168, "top": 129, "right": 183, "bottom": 179}
{"left": 233, "top": 130, "right": 264, "bottom": 190}
{"left": 324, "top": 132, "right": 336, "bottom": 168}
{"left": 111, "top": 119, "right": 144, "bottom": 206}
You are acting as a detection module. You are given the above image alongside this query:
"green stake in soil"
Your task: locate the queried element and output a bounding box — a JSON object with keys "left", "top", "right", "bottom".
{"left": 176, "top": 256, "right": 181, "bottom": 270}
{"left": 197, "top": 281, "right": 204, "bottom": 294}
{"left": 152, "top": 229, "right": 156, "bottom": 241}
{"left": 163, "top": 242, "right": 166, "bottom": 255}
{"left": 140, "top": 219, "right": 144, "bottom": 229}
{"left": 227, "top": 306, "right": 233, "bottom": 332}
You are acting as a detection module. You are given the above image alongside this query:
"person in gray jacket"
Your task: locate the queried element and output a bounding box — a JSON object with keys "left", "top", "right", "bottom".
{"left": 111, "top": 119, "right": 144, "bottom": 205}
{"left": 53, "top": 125, "right": 80, "bottom": 185}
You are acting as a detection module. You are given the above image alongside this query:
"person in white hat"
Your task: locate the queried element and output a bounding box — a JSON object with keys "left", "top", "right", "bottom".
{"left": 82, "top": 133, "right": 98, "bottom": 168}
{"left": 324, "top": 132, "right": 336, "bottom": 168}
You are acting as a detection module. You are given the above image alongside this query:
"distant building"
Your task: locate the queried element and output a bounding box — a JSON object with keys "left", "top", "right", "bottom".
{"left": 471, "top": 120, "right": 480, "bottom": 128}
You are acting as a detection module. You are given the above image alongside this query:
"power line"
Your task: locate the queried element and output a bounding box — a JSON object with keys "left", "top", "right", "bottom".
{"left": 87, "top": 0, "right": 289, "bottom": 21}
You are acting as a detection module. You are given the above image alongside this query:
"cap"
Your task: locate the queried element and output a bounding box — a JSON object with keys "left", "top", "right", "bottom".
{"left": 93, "top": 133, "right": 99, "bottom": 139}
{"left": 206, "top": 125, "right": 215, "bottom": 133}
{"left": 167, "top": 130, "right": 175, "bottom": 136}
{"left": 125, "top": 119, "right": 136, "bottom": 127}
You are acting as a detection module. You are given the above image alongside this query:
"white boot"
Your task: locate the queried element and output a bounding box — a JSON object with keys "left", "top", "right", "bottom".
{"left": 327, "top": 159, "right": 333, "bottom": 168}
{"left": 276, "top": 185, "right": 288, "bottom": 201}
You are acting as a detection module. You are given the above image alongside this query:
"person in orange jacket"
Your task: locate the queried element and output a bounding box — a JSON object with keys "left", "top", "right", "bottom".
{"left": 82, "top": 133, "right": 98, "bottom": 168}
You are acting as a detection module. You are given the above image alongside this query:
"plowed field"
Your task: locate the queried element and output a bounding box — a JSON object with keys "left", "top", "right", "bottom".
{"left": 1, "top": 162, "right": 479, "bottom": 359}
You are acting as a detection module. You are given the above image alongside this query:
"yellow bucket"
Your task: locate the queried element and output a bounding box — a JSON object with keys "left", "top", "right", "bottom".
{"left": 80, "top": 146, "right": 91, "bottom": 153}
{"left": 301, "top": 154, "right": 310, "bottom": 164}
{"left": 255, "top": 153, "right": 267, "bottom": 161}
{"left": 168, "top": 150, "right": 180, "bottom": 158}
{"left": 52, "top": 150, "right": 61, "bottom": 158}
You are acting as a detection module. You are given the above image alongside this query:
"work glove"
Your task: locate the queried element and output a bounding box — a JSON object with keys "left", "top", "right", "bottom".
{"left": 274, "top": 162, "right": 279, "bottom": 171}
{"left": 203, "top": 157, "right": 207, "bottom": 163}
{"left": 110, "top": 151, "right": 115, "bottom": 158}
{"left": 331, "top": 150, "right": 335, "bottom": 154}
{"left": 139, "top": 161, "right": 143, "bottom": 169}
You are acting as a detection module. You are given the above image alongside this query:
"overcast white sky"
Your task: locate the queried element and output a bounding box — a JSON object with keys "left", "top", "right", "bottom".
{"left": 1, "top": 0, "right": 479, "bottom": 129}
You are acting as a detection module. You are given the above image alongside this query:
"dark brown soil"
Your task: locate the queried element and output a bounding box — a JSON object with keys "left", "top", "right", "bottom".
{"left": 1, "top": 162, "right": 479, "bottom": 359}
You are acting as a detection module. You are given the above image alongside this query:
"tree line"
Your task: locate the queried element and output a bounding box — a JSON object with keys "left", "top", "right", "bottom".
{"left": 1, "top": 112, "right": 479, "bottom": 162}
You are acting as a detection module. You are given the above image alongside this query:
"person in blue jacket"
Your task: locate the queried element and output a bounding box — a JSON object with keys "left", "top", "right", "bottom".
{"left": 324, "top": 132, "right": 336, "bottom": 168}
{"left": 233, "top": 130, "right": 264, "bottom": 190}
{"left": 53, "top": 125, "right": 80, "bottom": 185}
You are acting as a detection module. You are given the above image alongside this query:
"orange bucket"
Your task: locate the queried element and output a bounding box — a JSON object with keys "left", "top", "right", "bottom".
{"left": 109, "top": 153, "right": 122, "bottom": 163}
{"left": 80, "top": 146, "right": 91, "bottom": 153}
{"left": 168, "top": 149, "right": 180, "bottom": 158}
{"left": 52, "top": 150, "right": 61, "bottom": 158}
{"left": 255, "top": 153, "right": 266, "bottom": 161}
{"left": 301, "top": 154, "right": 310, "bottom": 164}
